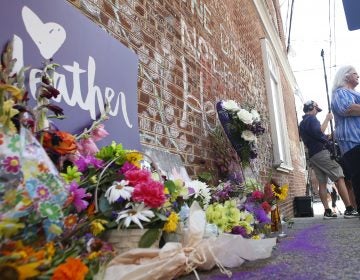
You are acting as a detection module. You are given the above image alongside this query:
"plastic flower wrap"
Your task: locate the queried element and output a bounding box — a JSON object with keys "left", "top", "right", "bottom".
{"left": 0, "top": 128, "right": 68, "bottom": 241}
{"left": 216, "top": 100, "right": 265, "bottom": 166}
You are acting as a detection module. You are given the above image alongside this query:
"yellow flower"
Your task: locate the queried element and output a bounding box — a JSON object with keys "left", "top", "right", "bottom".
{"left": 125, "top": 150, "right": 143, "bottom": 168}
{"left": 163, "top": 212, "right": 179, "bottom": 233}
{"left": 0, "top": 84, "right": 23, "bottom": 100}
{"left": 251, "top": 234, "right": 261, "bottom": 240}
{"left": 0, "top": 100, "right": 19, "bottom": 132}
{"left": 0, "top": 219, "right": 25, "bottom": 238}
{"left": 45, "top": 242, "right": 56, "bottom": 259}
{"left": 272, "top": 184, "right": 289, "bottom": 201}
{"left": 17, "top": 261, "right": 43, "bottom": 280}
{"left": 89, "top": 175, "right": 98, "bottom": 184}
{"left": 87, "top": 251, "right": 101, "bottom": 260}
{"left": 90, "top": 219, "right": 108, "bottom": 236}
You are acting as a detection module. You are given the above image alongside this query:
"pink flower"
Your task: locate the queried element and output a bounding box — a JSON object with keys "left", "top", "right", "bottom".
{"left": 36, "top": 185, "right": 50, "bottom": 200}
{"left": 68, "top": 181, "right": 91, "bottom": 212}
{"left": 2, "top": 156, "right": 21, "bottom": 174}
{"left": 77, "top": 138, "right": 99, "bottom": 156}
{"left": 124, "top": 169, "right": 152, "bottom": 186}
{"left": 132, "top": 180, "right": 166, "bottom": 208}
{"left": 252, "top": 190, "right": 264, "bottom": 200}
{"left": 119, "top": 162, "right": 139, "bottom": 174}
{"left": 91, "top": 124, "right": 109, "bottom": 142}
{"left": 261, "top": 201, "right": 272, "bottom": 213}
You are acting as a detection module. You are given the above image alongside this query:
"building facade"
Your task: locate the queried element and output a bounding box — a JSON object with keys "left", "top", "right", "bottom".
{"left": 68, "top": 0, "right": 307, "bottom": 217}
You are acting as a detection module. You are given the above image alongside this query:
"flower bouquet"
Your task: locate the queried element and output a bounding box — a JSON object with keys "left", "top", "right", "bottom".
{"left": 0, "top": 40, "right": 115, "bottom": 279}
{"left": 205, "top": 177, "right": 289, "bottom": 239}
{"left": 69, "top": 141, "right": 169, "bottom": 251}
{"left": 216, "top": 100, "right": 265, "bottom": 166}
{"left": 0, "top": 38, "right": 178, "bottom": 277}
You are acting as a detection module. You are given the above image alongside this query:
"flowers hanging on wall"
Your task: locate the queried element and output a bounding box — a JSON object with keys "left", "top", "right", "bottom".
{"left": 216, "top": 100, "right": 265, "bottom": 166}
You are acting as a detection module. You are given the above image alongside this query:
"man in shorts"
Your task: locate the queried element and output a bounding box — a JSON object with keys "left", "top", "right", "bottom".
{"left": 299, "top": 100, "right": 358, "bottom": 219}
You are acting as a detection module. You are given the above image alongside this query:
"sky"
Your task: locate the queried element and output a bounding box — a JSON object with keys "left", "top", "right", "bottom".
{"left": 281, "top": 0, "right": 360, "bottom": 125}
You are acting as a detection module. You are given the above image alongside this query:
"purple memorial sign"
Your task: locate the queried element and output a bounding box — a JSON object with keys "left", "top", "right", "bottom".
{"left": 0, "top": 0, "right": 140, "bottom": 150}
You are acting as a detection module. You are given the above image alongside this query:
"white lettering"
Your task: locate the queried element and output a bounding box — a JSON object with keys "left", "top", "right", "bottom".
{"left": 28, "top": 55, "right": 133, "bottom": 128}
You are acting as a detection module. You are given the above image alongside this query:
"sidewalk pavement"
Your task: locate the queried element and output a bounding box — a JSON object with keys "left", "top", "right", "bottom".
{"left": 178, "top": 201, "right": 360, "bottom": 280}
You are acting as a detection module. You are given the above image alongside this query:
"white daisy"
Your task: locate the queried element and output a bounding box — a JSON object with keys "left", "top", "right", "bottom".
{"left": 185, "top": 180, "right": 211, "bottom": 206}
{"left": 115, "top": 203, "right": 155, "bottom": 229}
{"left": 105, "top": 180, "right": 133, "bottom": 204}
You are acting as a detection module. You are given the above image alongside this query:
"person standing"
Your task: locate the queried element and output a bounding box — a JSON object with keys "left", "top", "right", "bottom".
{"left": 299, "top": 100, "right": 358, "bottom": 219}
{"left": 331, "top": 65, "right": 360, "bottom": 213}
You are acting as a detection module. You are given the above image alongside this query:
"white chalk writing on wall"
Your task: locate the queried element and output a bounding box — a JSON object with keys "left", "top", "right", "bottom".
{"left": 81, "top": 0, "right": 261, "bottom": 161}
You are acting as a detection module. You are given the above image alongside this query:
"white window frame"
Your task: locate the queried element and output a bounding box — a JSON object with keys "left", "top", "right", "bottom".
{"left": 261, "top": 38, "right": 293, "bottom": 172}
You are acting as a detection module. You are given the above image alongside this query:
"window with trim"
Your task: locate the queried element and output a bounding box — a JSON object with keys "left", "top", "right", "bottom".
{"left": 261, "top": 38, "right": 293, "bottom": 172}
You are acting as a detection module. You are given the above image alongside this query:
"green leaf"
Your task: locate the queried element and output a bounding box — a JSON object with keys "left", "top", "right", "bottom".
{"left": 138, "top": 228, "right": 161, "bottom": 248}
{"left": 197, "top": 171, "right": 213, "bottom": 183}
{"left": 164, "top": 180, "right": 176, "bottom": 194}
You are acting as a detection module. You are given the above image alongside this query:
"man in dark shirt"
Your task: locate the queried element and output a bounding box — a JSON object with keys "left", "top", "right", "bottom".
{"left": 299, "top": 100, "right": 358, "bottom": 219}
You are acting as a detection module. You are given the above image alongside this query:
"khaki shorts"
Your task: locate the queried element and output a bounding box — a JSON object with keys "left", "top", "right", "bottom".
{"left": 310, "top": 149, "right": 344, "bottom": 184}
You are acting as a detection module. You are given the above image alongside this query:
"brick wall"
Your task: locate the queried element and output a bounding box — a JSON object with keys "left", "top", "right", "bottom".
{"left": 67, "top": 0, "right": 306, "bottom": 218}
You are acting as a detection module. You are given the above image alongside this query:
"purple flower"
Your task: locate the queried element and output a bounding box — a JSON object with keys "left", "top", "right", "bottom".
{"left": 249, "top": 150, "right": 258, "bottom": 159}
{"left": 116, "top": 196, "right": 126, "bottom": 204}
{"left": 253, "top": 206, "right": 271, "bottom": 223}
{"left": 68, "top": 181, "right": 91, "bottom": 212}
{"left": 75, "top": 155, "right": 103, "bottom": 172}
{"left": 188, "top": 187, "right": 195, "bottom": 195}
{"left": 231, "top": 225, "right": 248, "bottom": 237}
{"left": 36, "top": 185, "right": 50, "bottom": 200}
{"left": 244, "top": 200, "right": 256, "bottom": 212}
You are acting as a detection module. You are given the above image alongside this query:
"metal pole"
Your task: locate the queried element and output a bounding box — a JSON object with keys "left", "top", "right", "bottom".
{"left": 320, "top": 49, "right": 337, "bottom": 158}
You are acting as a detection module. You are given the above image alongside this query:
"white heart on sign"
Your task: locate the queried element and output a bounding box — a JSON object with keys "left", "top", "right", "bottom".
{"left": 22, "top": 6, "right": 66, "bottom": 59}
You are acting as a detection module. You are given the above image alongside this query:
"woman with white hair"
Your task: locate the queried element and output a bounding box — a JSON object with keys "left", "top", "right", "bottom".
{"left": 331, "top": 65, "right": 360, "bottom": 213}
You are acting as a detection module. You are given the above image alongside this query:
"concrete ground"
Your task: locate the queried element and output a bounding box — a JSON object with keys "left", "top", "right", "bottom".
{"left": 178, "top": 199, "right": 360, "bottom": 280}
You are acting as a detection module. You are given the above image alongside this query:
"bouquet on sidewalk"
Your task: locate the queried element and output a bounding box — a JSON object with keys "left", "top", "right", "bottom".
{"left": 0, "top": 38, "right": 170, "bottom": 279}
{"left": 205, "top": 178, "right": 289, "bottom": 238}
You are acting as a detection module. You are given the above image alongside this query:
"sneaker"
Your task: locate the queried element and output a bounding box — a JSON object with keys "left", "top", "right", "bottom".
{"left": 344, "top": 209, "right": 360, "bottom": 219}
{"left": 324, "top": 209, "right": 337, "bottom": 219}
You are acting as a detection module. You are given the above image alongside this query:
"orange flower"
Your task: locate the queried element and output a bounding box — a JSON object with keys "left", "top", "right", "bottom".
{"left": 86, "top": 202, "right": 95, "bottom": 217}
{"left": 52, "top": 257, "right": 88, "bottom": 280}
{"left": 64, "top": 214, "right": 78, "bottom": 229}
{"left": 38, "top": 162, "right": 50, "bottom": 173}
{"left": 42, "top": 131, "right": 77, "bottom": 155}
